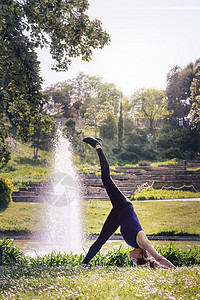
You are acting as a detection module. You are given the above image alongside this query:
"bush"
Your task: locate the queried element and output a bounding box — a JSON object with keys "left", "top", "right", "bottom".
{"left": 0, "top": 238, "right": 25, "bottom": 265}
{"left": 160, "top": 147, "right": 185, "bottom": 159}
{"left": 133, "top": 187, "right": 200, "bottom": 200}
{"left": 100, "top": 112, "right": 117, "bottom": 139}
{"left": 138, "top": 160, "right": 151, "bottom": 166}
{"left": 0, "top": 177, "right": 13, "bottom": 208}
{"left": 118, "top": 151, "right": 139, "bottom": 163}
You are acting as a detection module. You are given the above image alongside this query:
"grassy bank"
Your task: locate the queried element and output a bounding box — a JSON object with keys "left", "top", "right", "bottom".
{"left": 0, "top": 264, "right": 199, "bottom": 299}
{"left": 0, "top": 201, "right": 199, "bottom": 236}
{"left": 0, "top": 142, "right": 53, "bottom": 190}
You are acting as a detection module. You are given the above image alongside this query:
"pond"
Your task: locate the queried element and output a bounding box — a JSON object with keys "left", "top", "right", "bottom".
{"left": 13, "top": 239, "right": 200, "bottom": 257}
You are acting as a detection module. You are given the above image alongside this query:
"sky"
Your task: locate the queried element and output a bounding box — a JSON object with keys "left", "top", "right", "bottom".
{"left": 37, "top": 0, "right": 200, "bottom": 97}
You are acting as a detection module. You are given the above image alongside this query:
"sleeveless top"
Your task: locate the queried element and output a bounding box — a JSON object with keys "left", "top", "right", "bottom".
{"left": 116, "top": 204, "right": 143, "bottom": 248}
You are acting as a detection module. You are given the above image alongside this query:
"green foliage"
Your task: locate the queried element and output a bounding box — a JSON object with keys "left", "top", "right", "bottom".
{"left": 0, "top": 177, "right": 13, "bottom": 208}
{"left": 0, "top": 104, "right": 11, "bottom": 168}
{"left": 115, "top": 127, "right": 156, "bottom": 164}
{"left": 0, "top": 238, "right": 24, "bottom": 265}
{"left": 156, "top": 243, "right": 200, "bottom": 267}
{"left": 64, "top": 118, "right": 76, "bottom": 137}
{"left": 30, "top": 251, "right": 84, "bottom": 268}
{"left": 130, "top": 88, "right": 167, "bottom": 130}
{"left": 1, "top": 240, "right": 199, "bottom": 268}
{"left": 166, "top": 64, "right": 194, "bottom": 124}
{"left": 132, "top": 187, "right": 200, "bottom": 200}
{"left": 118, "top": 102, "right": 123, "bottom": 148}
{"left": 190, "top": 61, "right": 200, "bottom": 128}
{"left": 160, "top": 147, "right": 185, "bottom": 159}
{"left": 100, "top": 111, "right": 117, "bottom": 139}
{"left": 156, "top": 124, "right": 198, "bottom": 159}
{"left": 0, "top": 138, "right": 11, "bottom": 169}
{"left": 0, "top": 1, "right": 110, "bottom": 162}
{"left": 138, "top": 161, "right": 151, "bottom": 166}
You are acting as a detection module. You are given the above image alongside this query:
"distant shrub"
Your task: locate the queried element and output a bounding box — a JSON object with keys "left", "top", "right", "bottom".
{"left": 133, "top": 187, "right": 200, "bottom": 200}
{"left": 160, "top": 147, "right": 185, "bottom": 159}
{"left": 0, "top": 177, "right": 13, "bottom": 208}
{"left": 138, "top": 160, "right": 151, "bottom": 166}
{"left": 118, "top": 151, "right": 139, "bottom": 163}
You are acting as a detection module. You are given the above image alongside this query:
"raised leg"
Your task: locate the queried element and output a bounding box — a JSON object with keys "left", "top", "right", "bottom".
{"left": 96, "top": 147, "right": 130, "bottom": 211}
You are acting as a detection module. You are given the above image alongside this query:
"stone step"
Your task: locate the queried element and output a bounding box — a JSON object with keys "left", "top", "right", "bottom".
{"left": 12, "top": 195, "right": 43, "bottom": 203}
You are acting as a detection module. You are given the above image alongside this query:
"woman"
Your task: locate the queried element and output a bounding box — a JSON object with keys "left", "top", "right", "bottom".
{"left": 82, "top": 136, "right": 176, "bottom": 269}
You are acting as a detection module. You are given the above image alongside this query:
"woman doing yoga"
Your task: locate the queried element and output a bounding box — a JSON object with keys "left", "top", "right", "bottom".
{"left": 82, "top": 137, "right": 176, "bottom": 269}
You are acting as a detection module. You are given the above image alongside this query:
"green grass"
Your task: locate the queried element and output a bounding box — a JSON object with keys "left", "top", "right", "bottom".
{"left": 0, "top": 202, "right": 45, "bottom": 234}
{"left": 82, "top": 200, "right": 200, "bottom": 236}
{"left": 0, "top": 201, "right": 199, "bottom": 236}
{"left": 0, "top": 264, "right": 199, "bottom": 299}
{"left": 132, "top": 187, "right": 200, "bottom": 200}
{"left": 0, "top": 240, "right": 200, "bottom": 299}
{"left": 1, "top": 142, "right": 53, "bottom": 190}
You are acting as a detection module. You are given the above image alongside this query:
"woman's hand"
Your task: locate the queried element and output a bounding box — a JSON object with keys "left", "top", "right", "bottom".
{"left": 136, "top": 231, "right": 177, "bottom": 269}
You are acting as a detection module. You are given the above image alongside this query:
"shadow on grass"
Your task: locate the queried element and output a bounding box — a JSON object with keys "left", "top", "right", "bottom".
{"left": 153, "top": 230, "right": 200, "bottom": 237}
{"left": 0, "top": 206, "right": 8, "bottom": 213}
{"left": 14, "top": 157, "right": 48, "bottom": 167}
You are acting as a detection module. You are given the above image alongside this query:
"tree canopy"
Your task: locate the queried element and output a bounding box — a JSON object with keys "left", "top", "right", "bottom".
{"left": 130, "top": 88, "right": 167, "bottom": 130}
{"left": 166, "top": 59, "right": 200, "bottom": 125}
{"left": 190, "top": 61, "right": 200, "bottom": 128}
{"left": 0, "top": 0, "right": 110, "bottom": 162}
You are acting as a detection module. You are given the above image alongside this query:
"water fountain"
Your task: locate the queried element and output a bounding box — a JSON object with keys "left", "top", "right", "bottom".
{"left": 43, "top": 128, "right": 82, "bottom": 253}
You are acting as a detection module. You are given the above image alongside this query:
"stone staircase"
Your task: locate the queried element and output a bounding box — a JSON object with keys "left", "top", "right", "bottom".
{"left": 80, "top": 165, "right": 200, "bottom": 200}
{"left": 12, "top": 183, "right": 49, "bottom": 203}
{"left": 12, "top": 163, "right": 200, "bottom": 202}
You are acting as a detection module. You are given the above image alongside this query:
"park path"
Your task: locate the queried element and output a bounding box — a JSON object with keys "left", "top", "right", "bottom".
{"left": 144, "top": 198, "right": 200, "bottom": 202}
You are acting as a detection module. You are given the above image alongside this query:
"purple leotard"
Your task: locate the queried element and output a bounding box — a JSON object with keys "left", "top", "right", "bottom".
{"left": 117, "top": 204, "right": 143, "bottom": 248}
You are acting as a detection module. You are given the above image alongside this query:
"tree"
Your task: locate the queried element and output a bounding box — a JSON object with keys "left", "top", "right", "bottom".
{"left": 0, "top": 0, "right": 110, "bottom": 162}
{"left": 43, "top": 82, "right": 73, "bottom": 118}
{"left": 130, "top": 88, "right": 167, "bottom": 130}
{"left": 64, "top": 118, "right": 76, "bottom": 138}
{"left": 100, "top": 111, "right": 117, "bottom": 139}
{"left": 118, "top": 102, "right": 123, "bottom": 149}
{"left": 84, "top": 102, "right": 114, "bottom": 136}
{"left": 96, "top": 82, "right": 121, "bottom": 115}
{"left": 190, "top": 61, "right": 200, "bottom": 128}
{"left": 0, "top": 112, "right": 11, "bottom": 169}
{"left": 156, "top": 124, "right": 198, "bottom": 159}
{"left": 166, "top": 60, "right": 200, "bottom": 125}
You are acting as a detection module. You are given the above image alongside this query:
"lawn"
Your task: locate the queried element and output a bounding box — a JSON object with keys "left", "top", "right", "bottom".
{"left": 82, "top": 200, "right": 200, "bottom": 236}
{"left": 0, "top": 200, "right": 199, "bottom": 236}
{"left": 0, "top": 142, "right": 53, "bottom": 190}
{"left": 0, "top": 265, "right": 199, "bottom": 299}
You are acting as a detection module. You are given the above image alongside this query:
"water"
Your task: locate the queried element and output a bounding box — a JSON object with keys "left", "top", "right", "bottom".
{"left": 43, "top": 129, "right": 82, "bottom": 253}
{"left": 13, "top": 239, "right": 200, "bottom": 257}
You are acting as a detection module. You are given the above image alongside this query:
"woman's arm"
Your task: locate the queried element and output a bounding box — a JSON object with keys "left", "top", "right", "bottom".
{"left": 136, "top": 231, "right": 176, "bottom": 269}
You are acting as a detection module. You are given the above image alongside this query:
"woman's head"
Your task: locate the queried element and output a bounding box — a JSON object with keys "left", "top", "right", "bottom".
{"left": 129, "top": 248, "right": 161, "bottom": 269}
